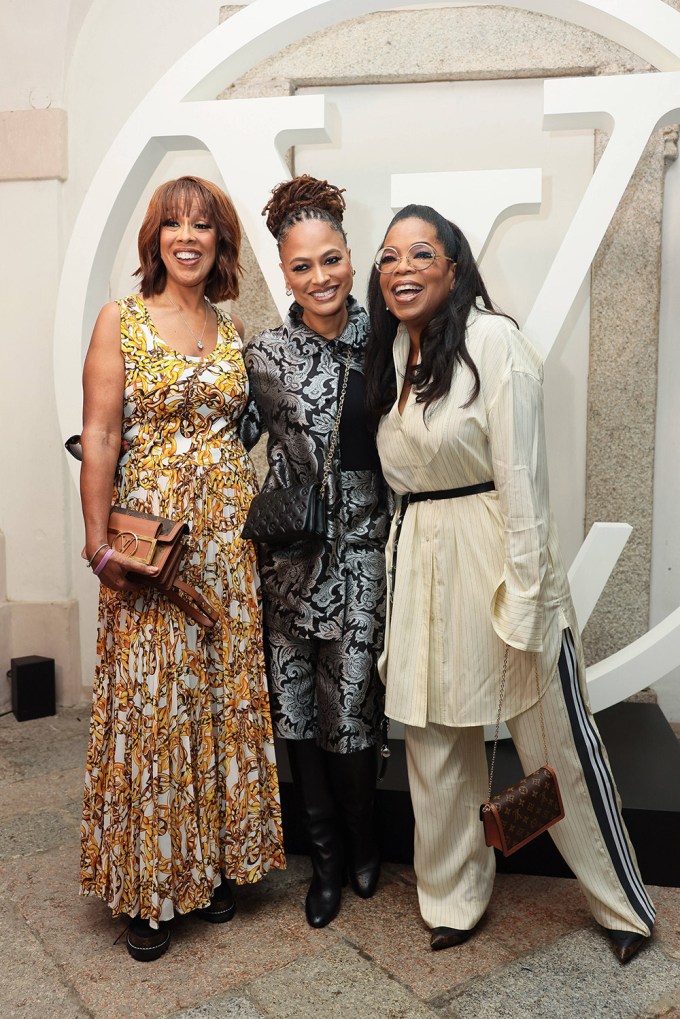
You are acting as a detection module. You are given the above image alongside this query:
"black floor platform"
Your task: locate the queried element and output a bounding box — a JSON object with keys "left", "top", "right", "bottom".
{"left": 275, "top": 701, "right": 680, "bottom": 887}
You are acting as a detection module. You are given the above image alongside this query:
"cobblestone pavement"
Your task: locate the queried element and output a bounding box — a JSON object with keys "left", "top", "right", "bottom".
{"left": 1, "top": 708, "right": 679, "bottom": 1019}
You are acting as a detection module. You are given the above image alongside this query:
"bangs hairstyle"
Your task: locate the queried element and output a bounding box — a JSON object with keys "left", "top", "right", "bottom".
{"left": 135, "top": 176, "right": 243, "bottom": 302}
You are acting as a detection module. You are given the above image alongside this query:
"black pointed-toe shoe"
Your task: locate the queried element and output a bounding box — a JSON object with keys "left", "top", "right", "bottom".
{"left": 430, "top": 926, "right": 476, "bottom": 952}
{"left": 606, "top": 929, "right": 646, "bottom": 964}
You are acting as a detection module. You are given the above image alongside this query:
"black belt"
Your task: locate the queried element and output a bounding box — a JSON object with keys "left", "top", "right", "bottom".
{"left": 406, "top": 481, "right": 495, "bottom": 504}
{"left": 390, "top": 479, "right": 495, "bottom": 613}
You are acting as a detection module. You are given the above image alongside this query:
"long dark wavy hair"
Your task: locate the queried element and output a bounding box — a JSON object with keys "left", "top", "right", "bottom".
{"left": 365, "top": 204, "right": 514, "bottom": 429}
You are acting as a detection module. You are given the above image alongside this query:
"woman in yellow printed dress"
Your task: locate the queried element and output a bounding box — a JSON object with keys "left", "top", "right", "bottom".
{"left": 78, "top": 176, "right": 285, "bottom": 962}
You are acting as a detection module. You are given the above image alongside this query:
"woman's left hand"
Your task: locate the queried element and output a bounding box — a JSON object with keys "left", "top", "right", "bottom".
{"left": 91, "top": 546, "right": 160, "bottom": 593}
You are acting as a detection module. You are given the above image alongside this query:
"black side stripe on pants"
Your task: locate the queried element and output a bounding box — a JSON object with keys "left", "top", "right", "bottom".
{"left": 558, "top": 630, "right": 655, "bottom": 931}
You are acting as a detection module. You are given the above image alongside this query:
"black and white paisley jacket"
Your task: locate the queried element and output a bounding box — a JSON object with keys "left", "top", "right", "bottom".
{"left": 240, "top": 298, "right": 391, "bottom": 642}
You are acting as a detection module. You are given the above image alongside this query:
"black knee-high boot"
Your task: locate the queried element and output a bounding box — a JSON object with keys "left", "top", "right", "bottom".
{"left": 286, "top": 739, "right": 344, "bottom": 928}
{"left": 325, "top": 746, "right": 380, "bottom": 899}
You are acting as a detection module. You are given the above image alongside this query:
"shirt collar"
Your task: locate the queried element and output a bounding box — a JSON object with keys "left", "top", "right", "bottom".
{"left": 284, "top": 295, "right": 366, "bottom": 357}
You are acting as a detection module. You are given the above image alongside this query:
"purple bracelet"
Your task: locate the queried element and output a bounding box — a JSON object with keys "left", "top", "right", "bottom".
{"left": 93, "top": 547, "right": 114, "bottom": 576}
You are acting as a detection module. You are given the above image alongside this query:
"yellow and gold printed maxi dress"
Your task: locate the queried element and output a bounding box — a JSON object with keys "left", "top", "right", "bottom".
{"left": 80, "top": 295, "right": 285, "bottom": 927}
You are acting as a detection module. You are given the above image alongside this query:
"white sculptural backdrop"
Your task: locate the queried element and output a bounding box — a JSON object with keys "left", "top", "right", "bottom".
{"left": 54, "top": 0, "right": 680, "bottom": 713}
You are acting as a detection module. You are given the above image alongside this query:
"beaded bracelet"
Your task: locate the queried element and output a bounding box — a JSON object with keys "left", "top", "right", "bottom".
{"left": 87, "top": 543, "right": 110, "bottom": 569}
{"left": 93, "top": 547, "right": 114, "bottom": 576}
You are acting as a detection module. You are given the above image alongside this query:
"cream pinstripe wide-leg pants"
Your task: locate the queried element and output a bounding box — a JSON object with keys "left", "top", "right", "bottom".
{"left": 404, "top": 630, "right": 655, "bottom": 936}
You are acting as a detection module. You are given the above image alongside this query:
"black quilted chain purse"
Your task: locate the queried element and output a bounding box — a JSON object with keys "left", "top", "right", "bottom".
{"left": 480, "top": 649, "right": 565, "bottom": 856}
{"left": 241, "top": 345, "right": 353, "bottom": 546}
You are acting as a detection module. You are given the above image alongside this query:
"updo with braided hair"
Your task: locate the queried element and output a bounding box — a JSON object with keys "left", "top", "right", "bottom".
{"left": 262, "top": 174, "right": 347, "bottom": 250}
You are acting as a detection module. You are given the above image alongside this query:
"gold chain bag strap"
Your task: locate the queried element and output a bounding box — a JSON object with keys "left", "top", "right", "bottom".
{"left": 242, "top": 345, "right": 353, "bottom": 545}
{"left": 107, "top": 507, "right": 219, "bottom": 629}
{"left": 480, "top": 648, "right": 565, "bottom": 856}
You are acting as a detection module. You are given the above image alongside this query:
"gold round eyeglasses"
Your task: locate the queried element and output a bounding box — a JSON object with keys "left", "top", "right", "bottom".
{"left": 374, "top": 242, "right": 456, "bottom": 274}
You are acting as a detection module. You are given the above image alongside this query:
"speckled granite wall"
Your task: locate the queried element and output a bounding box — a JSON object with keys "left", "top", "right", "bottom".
{"left": 585, "top": 127, "right": 677, "bottom": 663}
{"left": 221, "top": 3, "right": 676, "bottom": 655}
{"left": 220, "top": 6, "right": 649, "bottom": 86}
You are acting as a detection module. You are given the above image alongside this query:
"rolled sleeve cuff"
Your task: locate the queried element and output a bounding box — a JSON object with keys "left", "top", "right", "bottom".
{"left": 490, "top": 581, "right": 545, "bottom": 652}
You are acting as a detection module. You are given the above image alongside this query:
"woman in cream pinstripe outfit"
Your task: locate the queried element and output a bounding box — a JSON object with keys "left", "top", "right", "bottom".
{"left": 364, "top": 204, "right": 654, "bottom": 962}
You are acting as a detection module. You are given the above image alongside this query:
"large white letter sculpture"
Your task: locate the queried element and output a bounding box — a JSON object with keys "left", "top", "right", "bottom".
{"left": 54, "top": 0, "right": 680, "bottom": 713}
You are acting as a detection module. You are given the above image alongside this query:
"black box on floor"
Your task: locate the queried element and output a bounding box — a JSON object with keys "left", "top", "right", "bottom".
{"left": 10, "top": 655, "right": 56, "bottom": 722}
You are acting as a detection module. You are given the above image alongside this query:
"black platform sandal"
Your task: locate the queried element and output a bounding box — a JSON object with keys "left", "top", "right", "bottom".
{"left": 198, "top": 879, "right": 236, "bottom": 924}
{"left": 126, "top": 916, "right": 171, "bottom": 962}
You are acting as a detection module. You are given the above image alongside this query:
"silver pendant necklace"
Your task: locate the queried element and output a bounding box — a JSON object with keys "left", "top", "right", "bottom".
{"left": 169, "top": 296, "right": 209, "bottom": 351}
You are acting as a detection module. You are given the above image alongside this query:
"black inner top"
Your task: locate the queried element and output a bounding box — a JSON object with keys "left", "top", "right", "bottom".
{"left": 339, "top": 369, "right": 381, "bottom": 471}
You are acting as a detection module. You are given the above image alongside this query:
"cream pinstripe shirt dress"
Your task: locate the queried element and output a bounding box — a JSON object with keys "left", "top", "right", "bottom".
{"left": 377, "top": 308, "right": 586, "bottom": 728}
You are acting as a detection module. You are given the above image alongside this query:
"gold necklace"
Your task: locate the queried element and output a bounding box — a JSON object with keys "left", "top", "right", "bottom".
{"left": 169, "top": 296, "right": 209, "bottom": 351}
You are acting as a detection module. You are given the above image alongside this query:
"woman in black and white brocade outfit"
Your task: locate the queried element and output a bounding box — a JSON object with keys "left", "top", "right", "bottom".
{"left": 239, "top": 175, "right": 391, "bottom": 929}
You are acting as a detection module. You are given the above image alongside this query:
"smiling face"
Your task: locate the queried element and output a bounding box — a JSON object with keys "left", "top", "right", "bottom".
{"left": 159, "top": 201, "right": 217, "bottom": 293}
{"left": 379, "top": 217, "right": 456, "bottom": 342}
{"left": 279, "top": 217, "right": 354, "bottom": 338}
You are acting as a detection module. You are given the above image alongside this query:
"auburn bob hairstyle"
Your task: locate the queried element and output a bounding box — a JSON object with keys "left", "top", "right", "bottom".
{"left": 135, "top": 176, "right": 242, "bottom": 302}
